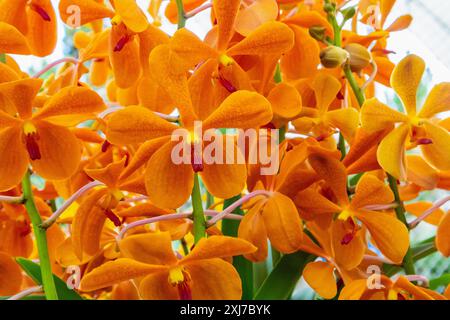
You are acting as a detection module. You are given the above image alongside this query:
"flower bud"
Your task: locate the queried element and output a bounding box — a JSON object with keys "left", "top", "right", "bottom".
{"left": 309, "top": 26, "right": 326, "bottom": 42}
{"left": 344, "top": 43, "right": 372, "bottom": 72}
{"left": 320, "top": 46, "right": 349, "bottom": 68}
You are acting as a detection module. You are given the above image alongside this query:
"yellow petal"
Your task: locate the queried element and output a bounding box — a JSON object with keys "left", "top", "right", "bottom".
{"left": 139, "top": 271, "right": 178, "bottom": 299}
{"left": 360, "top": 98, "right": 408, "bottom": 132}
{"left": 145, "top": 141, "right": 194, "bottom": 209}
{"left": 331, "top": 220, "right": 365, "bottom": 270}
{"left": 267, "top": 83, "right": 302, "bottom": 125}
{"left": 226, "top": 21, "right": 294, "bottom": 57}
{"left": 0, "top": 252, "right": 22, "bottom": 296}
{"left": 185, "top": 258, "right": 243, "bottom": 299}
{"left": 71, "top": 188, "right": 108, "bottom": 259}
{"left": 406, "top": 155, "right": 439, "bottom": 190}
{"left": 418, "top": 83, "right": 450, "bottom": 118}
{"left": 114, "top": 0, "right": 149, "bottom": 33}
{"left": 377, "top": 123, "right": 409, "bottom": 180}
{"left": 30, "top": 120, "right": 81, "bottom": 180}
{"left": 386, "top": 15, "right": 412, "bottom": 32}
{"left": 261, "top": 192, "right": 303, "bottom": 254}
{"left": 325, "top": 108, "right": 359, "bottom": 142}
{"left": 436, "top": 213, "right": 450, "bottom": 257}
{"left": 351, "top": 174, "right": 394, "bottom": 209}
{"left": 356, "top": 211, "right": 409, "bottom": 264}
{"left": 234, "top": 0, "right": 278, "bottom": 37}
{"left": 59, "top": 0, "right": 114, "bottom": 26}
{"left": 26, "top": 0, "right": 57, "bottom": 57}
{"left": 303, "top": 261, "right": 337, "bottom": 299}
{"left": 390, "top": 54, "right": 425, "bottom": 116}
{"left": 0, "top": 78, "right": 42, "bottom": 118}
{"left": 338, "top": 279, "right": 367, "bottom": 300}
{"left": 0, "top": 22, "right": 30, "bottom": 55}
{"left": 214, "top": 0, "right": 241, "bottom": 51}
{"left": 203, "top": 90, "right": 272, "bottom": 129}
{"left": 280, "top": 25, "right": 320, "bottom": 80}
{"left": 120, "top": 232, "right": 178, "bottom": 265}
{"left": 106, "top": 106, "right": 178, "bottom": 145}
{"left": 0, "top": 126, "right": 28, "bottom": 192}
{"left": 237, "top": 200, "right": 268, "bottom": 262}
{"left": 405, "top": 202, "right": 444, "bottom": 226}
{"left": 81, "top": 258, "right": 167, "bottom": 292}
{"left": 312, "top": 73, "right": 341, "bottom": 114}
{"left": 33, "top": 86, "right": 106, "bottom": 126}
{"left": 421, "top": 121, "right": 450, "bottom": 171}
{"left": 308, "top": 152, "right": 349, "bottom": 207}
{"left": 182, "top": 235, "right": 256, "bottom": 264}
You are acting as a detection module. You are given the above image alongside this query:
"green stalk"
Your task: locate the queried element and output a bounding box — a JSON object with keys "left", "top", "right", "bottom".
{"left": 192, "top": 173, "right": 206, "bottom": 243}
{"left": 387, "top": 174, "right": 416, "bottom": 275}
{"left": 343, "top": 63, "right": 365, "bottom": 107}
{"left": 22, "top": 171, "right": 58, "bottom": 300}
{"left": 175, "top": 0, "right": 186, "bottom": 29}
{"left": 338, "top": 133, "right": 346, "bottom": 160}
{"left": 0, "top": 53, "right": 6, "bottom": 63}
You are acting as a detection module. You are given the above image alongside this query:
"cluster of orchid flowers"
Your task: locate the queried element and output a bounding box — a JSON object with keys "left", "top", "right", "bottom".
{"left": 0, "top": 0, "right": 449, "bottom": 301}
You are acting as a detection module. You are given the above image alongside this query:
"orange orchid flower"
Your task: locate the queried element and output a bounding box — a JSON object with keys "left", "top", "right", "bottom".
{"left": 106, "top": 88, "right": 272, "bottom": 209}
{"left": 292, "top": 72, "right": 359, "bottom": 143}
{"left": 340, "top": 275, "right": 446, "bottom": 300}
{"left": 361, "top": 54, "right": 450, "bottom": 180}
{"left": 295, "top": 152, "right": 409, "bottom": 265}
{"left": 0, "top": 80, "right": 106, "bottom": 191}
{"left": 0, "top": 0, "right": 57, "bottom": 57}
{"left": 71, "top": 157, "right": 173, "bottom": 259}
{"left": 80, "top": 232, "right": 256, "bottom": 299}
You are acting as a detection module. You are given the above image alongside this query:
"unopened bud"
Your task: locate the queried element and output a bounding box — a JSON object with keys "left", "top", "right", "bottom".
{"left": 309, "top": 26, "right": 326, "bottom": 42}
{"left": 344, "top": 43, "right": 372, "bottom": 72}
{"left": 341, "top": 7, "right": 356, "bottom": 21}
{"left": 320, "top": 46, "right": 349, "bottom": 68}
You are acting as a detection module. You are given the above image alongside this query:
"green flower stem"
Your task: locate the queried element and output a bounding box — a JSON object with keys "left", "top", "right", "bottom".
{"left": 192, "top": 173, "right": 206, "bottom": 243}
{"left": 387, "top": 174, "right": 416, "bottom": 275}
{"left": 0, "top": 53, "right": 5, "bottom": 63}
{"left": 338, "top": 132, "right": 346, "bottom": 160}
{"left": 175, "top": 0, "right": 186, "bottom": 29}
{"left": 343, "top": 63, "right": 365, "bottom": 107}
{"left": 22, "top": 171, "right": 58, "bottom": 300}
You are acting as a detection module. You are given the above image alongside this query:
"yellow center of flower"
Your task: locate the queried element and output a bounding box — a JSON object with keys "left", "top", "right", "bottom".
{"left": 387, "top": 289, "right": 399, "bottom": 300}
{"left": 111, "top": 14, "right": 122, "bottom": 26}
{"left": 219, "top": 54, "right": 235, "bottom": 67}
{"left": 168, "top": 266, "right": 192, "bottom": 300}
{"left": 169, "top": 266, "right": 185, "bottom": 285}
{"left": 337, "top": 208, "right": 353, "bottom": 221}
{"left": 23, "top": 121, "right": 37, "bottom": 135}
{"left": 110, "top": 188, "right": 125, "bottom": 202}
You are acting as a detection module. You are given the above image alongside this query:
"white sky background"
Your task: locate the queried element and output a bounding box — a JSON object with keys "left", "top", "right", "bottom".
{"left": 13, "top": 0, "right": 450, "bottom": 87}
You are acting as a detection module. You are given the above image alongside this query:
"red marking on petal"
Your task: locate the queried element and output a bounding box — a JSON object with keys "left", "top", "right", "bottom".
{"left": 25, "top": 133, "right": 41, "bottom": 161}
{"left": 190, "top": 143, "right": 203, "bottom": 173}
{"left": 101, "top": 140, "right": 111, "bottom": 152}
{"left": 104, "top": 209, "right": 122, "bottom": 227}
{"left": 114, "top": 35, "right": 131, "bottom": 52}
{"left": 19, "top": 222, "right": 32, "bottom": 237}
{"left": 30, "top": 3, "right": 51, "bottom": 22}
{"left": 341, "top": 218, "right": 358, "bottom": 245}
{"left": 177, "top": 281, "right": 192, "bottom": 300}
{"left": 218, "top": 76, "right": 237, "bottom": 93}
{"left": 417, "top": 138, "right": 433, "bottom": 145}
{"left": 336, "top": 91, "right": 345, "bottom": 100}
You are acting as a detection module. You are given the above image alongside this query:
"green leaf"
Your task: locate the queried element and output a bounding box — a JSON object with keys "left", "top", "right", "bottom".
{"left": 254, "top": 251, "right": 315, "bottom": 300}
{"left": 430, "top": 274, "right": 450, "bottom": 290}
{"left": 16, "top": 258, "right": 83, "bottom": 300}
{"left": 222, "top": 195, "right": 253, "bottom": 300}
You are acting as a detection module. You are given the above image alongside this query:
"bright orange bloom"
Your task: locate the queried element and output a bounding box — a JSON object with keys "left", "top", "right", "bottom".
{"left": 81, "top": 232, "right": 256, "bottom": 299}
{"left": 0, "top": 81, "right": 106, "bottom": 191}
{"left": 361, "top": 55, "right": 450, "bottom": 180}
